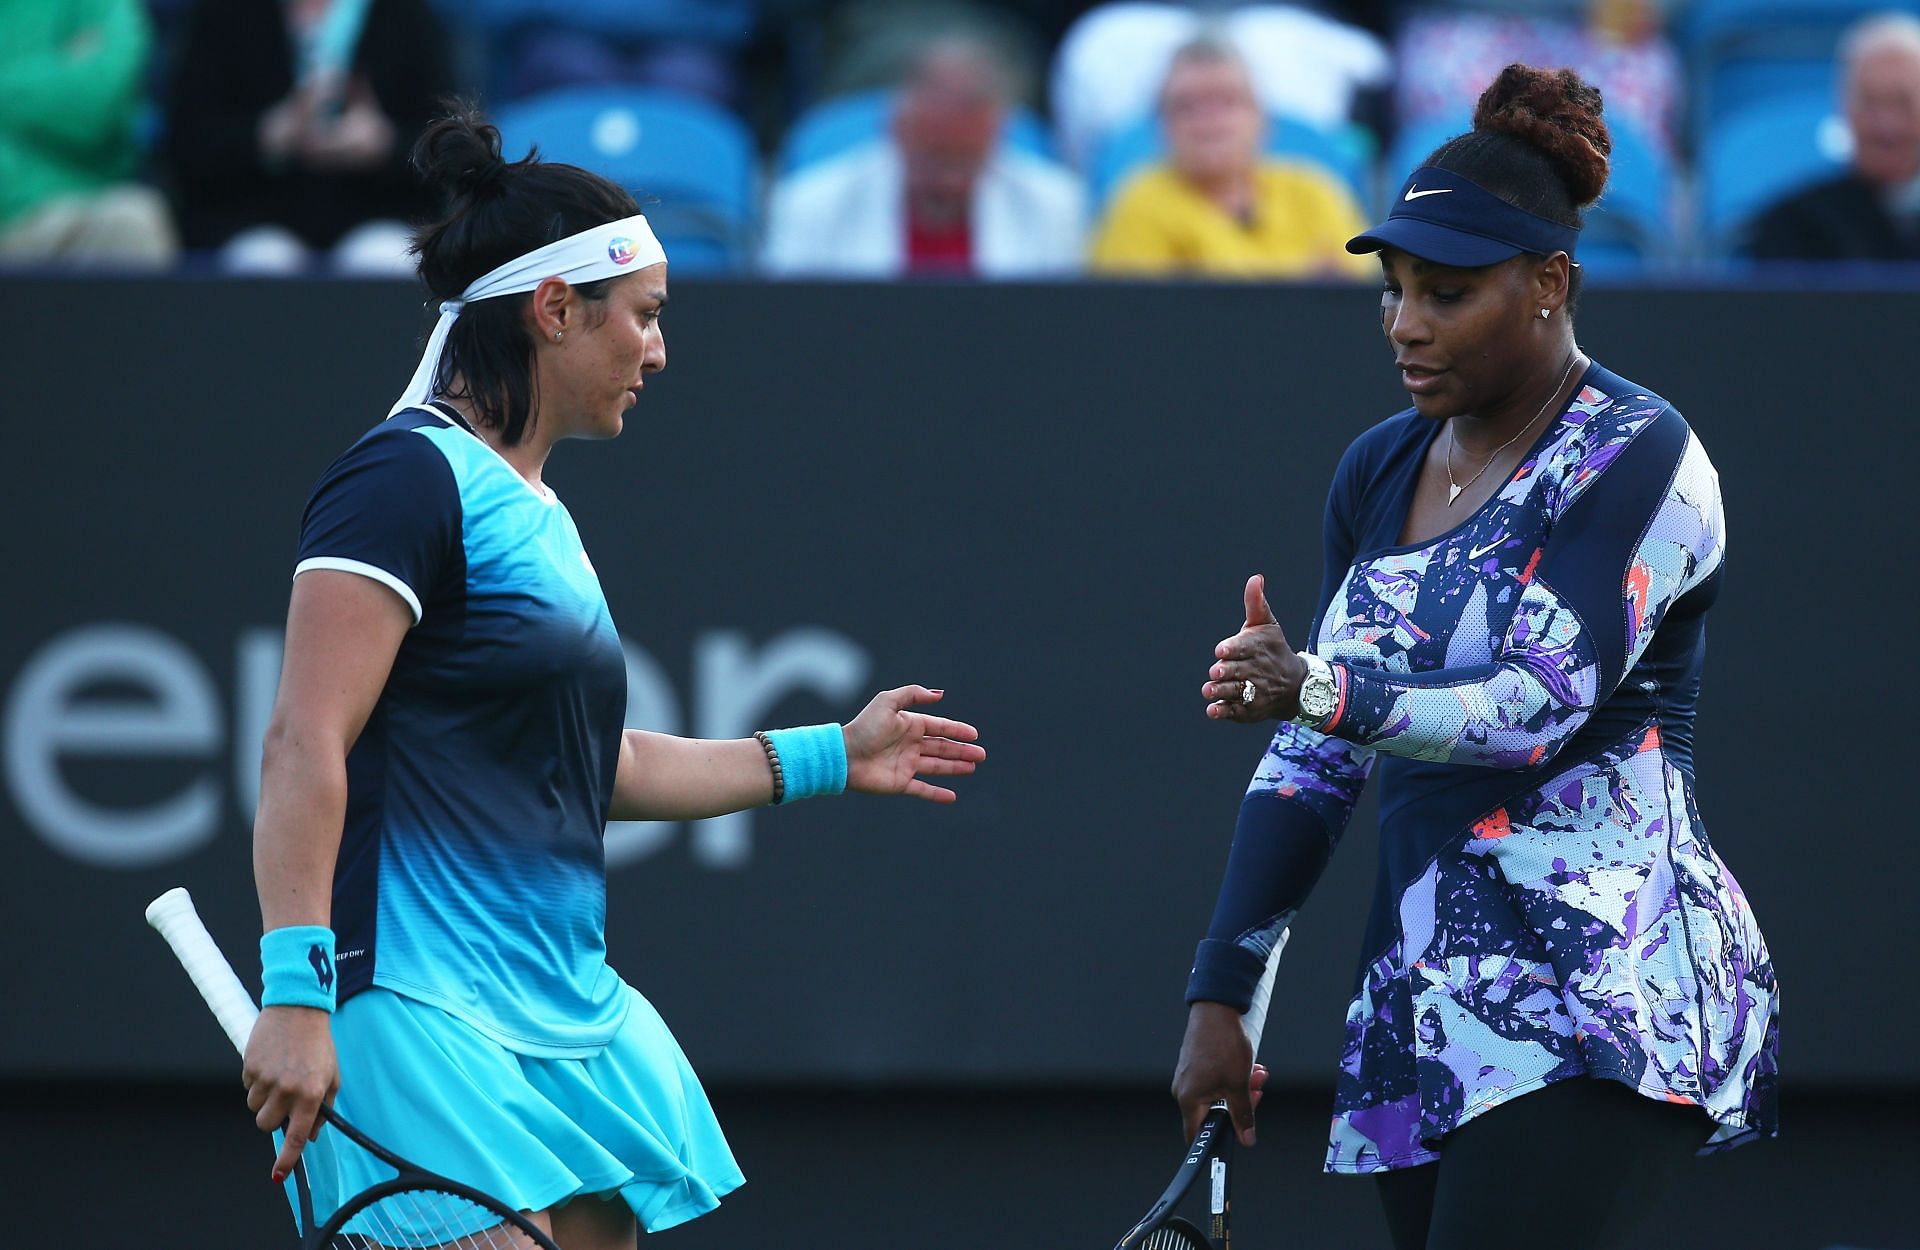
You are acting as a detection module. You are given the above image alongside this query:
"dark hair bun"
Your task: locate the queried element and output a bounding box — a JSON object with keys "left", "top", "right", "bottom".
{"left": 1472, "top": 64, "right": 1611, "bottom": 208}
{"left": 412, "top": 105, "right": 514, "bottom": 202}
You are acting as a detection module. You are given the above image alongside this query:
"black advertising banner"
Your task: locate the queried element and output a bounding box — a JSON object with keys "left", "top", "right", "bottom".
{"left": 0, "top": 279, "right": 1908, "bottom": 1086}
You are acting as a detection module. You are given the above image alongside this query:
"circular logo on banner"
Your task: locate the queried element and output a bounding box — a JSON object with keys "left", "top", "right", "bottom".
{"left": 607, "top": 237, "right": 638, "bottom": 265}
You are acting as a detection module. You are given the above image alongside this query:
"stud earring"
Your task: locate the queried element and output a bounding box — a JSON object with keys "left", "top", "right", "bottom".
{"left": 554, "top": 330, "right": 564, "bottom": 341}
{"left": 1539, "top": 309, "right": 1551, "bottom": 319}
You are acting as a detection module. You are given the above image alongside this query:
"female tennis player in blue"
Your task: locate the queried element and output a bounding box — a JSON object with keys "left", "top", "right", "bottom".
{"left": 1174, "top": 67, "right": 1778, "bottom": 1250}
{"left": 240, "top": 110, "right": 985, "bottom": 1247}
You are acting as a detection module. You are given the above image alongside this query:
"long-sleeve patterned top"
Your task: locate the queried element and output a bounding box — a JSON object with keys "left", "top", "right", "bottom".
{"left": 1187, "top": 362, "right": 1779, "bottom": 1173}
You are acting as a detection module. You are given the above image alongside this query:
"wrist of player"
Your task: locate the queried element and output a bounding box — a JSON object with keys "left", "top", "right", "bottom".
{"left": 1291, "top": 654, "right": 1341, "bottom": 728}
{"left": 260, "top": 925, "right": 338, "bottom": 1012}
{"left": 755, "top": 724, "right": 847, "bottom": 805}
{"left": 1186, "top": 999, "right": 1249, "bottom": 1029}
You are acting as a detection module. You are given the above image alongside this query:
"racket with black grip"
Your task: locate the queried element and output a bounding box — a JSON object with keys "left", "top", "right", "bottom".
{"left": 145, "top": 888, "right": 565, "bottom": 1250}
{"left": 1114, "top": 929, "right": 1290, "bottom": 1250}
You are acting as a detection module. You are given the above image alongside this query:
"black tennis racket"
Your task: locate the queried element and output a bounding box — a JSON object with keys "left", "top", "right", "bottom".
{"left": 1115, "top": 1104, "right": 1237, "bottom": 1250}
{"left": 1114, "top": 929, "right": 1291, "bottom": 1250}
{"left": 146, "top": 887, "right": 565, "bottom": 1250}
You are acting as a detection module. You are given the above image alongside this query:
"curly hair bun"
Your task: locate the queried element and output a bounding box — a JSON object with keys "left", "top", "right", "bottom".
{"left": 1472, "top": 64, "right": 1611, "bottom": 208}
{"left": 412, "top": 105, "right": 514, "bottom": 202}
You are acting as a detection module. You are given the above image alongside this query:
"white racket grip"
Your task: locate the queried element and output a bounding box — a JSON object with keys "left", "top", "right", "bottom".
{"left": 1239, "top": 926, "right": 1289, "bottom": 1055}
{"left": 145, "top": 887, "right": 260, "bottom": 1057}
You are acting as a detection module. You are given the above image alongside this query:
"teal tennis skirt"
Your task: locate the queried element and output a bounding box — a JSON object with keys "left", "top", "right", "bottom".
{"left": 294, "top": 982, "right": 743, "bottom": 1234}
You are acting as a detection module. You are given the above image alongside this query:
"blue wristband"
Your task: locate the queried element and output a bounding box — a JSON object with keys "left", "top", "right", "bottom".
{"left": 765, "top": 723, "right": 847, "bottom": 803}
{"left": 260, "top": 925, "right": 337, "bottom": 1012}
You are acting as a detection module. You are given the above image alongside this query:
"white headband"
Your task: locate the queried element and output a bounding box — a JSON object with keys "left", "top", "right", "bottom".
{"left": 389, "top": 213, "right": 667, "bottom": 418}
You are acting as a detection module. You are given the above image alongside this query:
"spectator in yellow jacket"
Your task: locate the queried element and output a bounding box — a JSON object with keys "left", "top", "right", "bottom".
{"left": 1091, "top": 37, "right": 1371, "bottom": 279}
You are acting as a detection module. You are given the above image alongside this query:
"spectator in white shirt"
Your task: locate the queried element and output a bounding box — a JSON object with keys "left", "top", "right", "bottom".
{"left": 763, "top": 35, "right": 1085, "bottom": 278}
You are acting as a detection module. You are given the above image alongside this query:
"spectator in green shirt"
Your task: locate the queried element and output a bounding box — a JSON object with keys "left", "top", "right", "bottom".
{"left": 0, "top": 0, "right": 178, "bottom": 268}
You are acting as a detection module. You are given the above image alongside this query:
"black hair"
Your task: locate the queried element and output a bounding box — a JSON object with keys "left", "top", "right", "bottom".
{"left": 410, "top": 104, "right": 641, "bottom": 446}
{"left": 1424, "top": 65, "right": 1612, "bottom": 315}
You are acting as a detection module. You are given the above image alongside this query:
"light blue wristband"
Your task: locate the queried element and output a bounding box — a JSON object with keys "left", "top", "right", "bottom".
{"left": 260, "top": 925, "right": 337, "bottom": 1012}
{"left": 766, "top": 723, "right": 847, "bottom": 803}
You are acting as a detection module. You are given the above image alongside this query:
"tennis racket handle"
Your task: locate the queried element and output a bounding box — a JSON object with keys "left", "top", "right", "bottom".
{"left": 145, "top": 887, "right": 261, "bottom": 1056}
{"left": 1240, "top": 926, "right": 1290, "bottom": 1055}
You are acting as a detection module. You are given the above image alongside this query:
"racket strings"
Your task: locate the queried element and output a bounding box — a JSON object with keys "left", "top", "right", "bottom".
{"left": 1140, "top": 1222, "right": 1211, "bottom": 1250}
{"left": 328, "top": 1184, "right": 539, "bottom": 1249}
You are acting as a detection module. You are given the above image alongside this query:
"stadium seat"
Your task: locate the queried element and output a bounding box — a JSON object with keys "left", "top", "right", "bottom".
{"left": 1683, "top": 0, "right": 1908, "bottom": 52}
{"left": 447, "top": 0, "right": 756, "bottom": 42}
{"left": 1089, "top": 111, "right": 1374, "bottom": 209}
{"left": 1379, "top": 115, "right": 1470, "bottom": 211}
{"left": 1700, "top": 89, "right": 1850, "bottom": 254}
{"left": 492, "top": 87, "right": 758, "bottom": 274}
{"left": 1581, "top": 118, "right": 1675, "bottom": 273}
{"left": 775, "top": 89, "right": 1054, "bottom": 174}
{"left": 1682, "top": 0, "right": 1919, "bottom": 132}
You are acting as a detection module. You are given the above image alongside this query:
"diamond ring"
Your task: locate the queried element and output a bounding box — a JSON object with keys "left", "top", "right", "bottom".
{"left": 1240, "top": 680, "right": 1256, "bottom": 705}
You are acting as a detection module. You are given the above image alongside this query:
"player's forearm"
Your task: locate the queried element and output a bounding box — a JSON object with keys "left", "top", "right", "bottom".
{"left": 1320, "top": 655, "right": 1593, "bottom": 770}
{"left": 606, "top": 730, "right": 775, "bottom": 822}
{"left": 1189, "top": 793, "right": 1341, "bottom": 1011}
{"left": 252, "top": 726, "right": 349, "bottom": 931}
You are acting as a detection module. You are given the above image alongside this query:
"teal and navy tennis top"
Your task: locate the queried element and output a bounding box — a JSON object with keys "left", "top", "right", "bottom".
{"left": 295, "top": 403, "right": 629, "bottom": 1056}
{"left": 1187, "top": 363, "right": 1780, "bottom": 1172}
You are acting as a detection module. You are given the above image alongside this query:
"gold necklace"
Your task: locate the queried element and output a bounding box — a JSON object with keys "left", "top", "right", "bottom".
{"left": 1445, "top": 352, "right": 1582, "bottom": 507}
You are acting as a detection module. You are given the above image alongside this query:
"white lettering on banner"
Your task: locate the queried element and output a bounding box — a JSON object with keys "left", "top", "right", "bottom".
{"left": 3, "top": 624, "right": 871, "bottom": 871}
{"left": 689, "top": 629, "right": 869, "bottom": 867}
{"left": 3, "top": 624, "right": 221, "bottom": 867}
{"left": 233, "top": 627, "right": 282, "bottom": 820}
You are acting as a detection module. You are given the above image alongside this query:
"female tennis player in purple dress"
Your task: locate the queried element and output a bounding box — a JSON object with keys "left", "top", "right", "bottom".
{"left": 240, "top": 110, "right": 985, "bottom": 1247}
{"left": 1175, "top": 67, "right": 1778, "bottom": 1250}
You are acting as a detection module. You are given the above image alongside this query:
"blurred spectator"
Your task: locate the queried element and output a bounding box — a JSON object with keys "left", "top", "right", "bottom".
{"left": 164, "top": 0, "right": 455, "bottom": 274}
{"left": 1394, "top": 0, "right": 1680, "bottom": 156}
{"left": 810, "top": 1, "right": 1044, "bottom": 109}
{"left": 1747, "top": 13, "right": 1920, "bottom": 263}
{"left": 762, "top": 34, "right": 1084, "bottom": 278}
{"left": 1090, "top": 38, "right": 1371, "bottom": 279}
{"left": 0, "top": 0, "right": 178, "bottom": 269}
{"left": 1051, "top": 3, "right": 1389, "bottom": 172}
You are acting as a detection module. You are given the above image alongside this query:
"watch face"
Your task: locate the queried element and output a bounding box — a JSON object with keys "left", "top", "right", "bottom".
{"left": 1301, "top": 674, "right": 1336, "bottom": 718}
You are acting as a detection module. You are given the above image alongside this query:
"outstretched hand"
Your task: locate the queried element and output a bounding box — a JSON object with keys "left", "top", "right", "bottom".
{"left": 1203, "top": 574, "right": 1305, "bottom": 722}
{"left": 843, "top": 686, "right": 985, "bottom": 803}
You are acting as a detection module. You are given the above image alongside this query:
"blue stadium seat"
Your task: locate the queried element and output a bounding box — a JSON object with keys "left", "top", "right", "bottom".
{"left": 775, "top": 89, "right": 1054, "bottom": 174}
{"left": 1089, "top": 112, "right": 1373, "bottom": 209}
{"left": 492, "top": 87, "right": 758, "bottom": 274}
{"left": 1380, "top": 115, "right": 1470, "bottom": 209}
{"left": 1683, "top": 0, "right": 1906, "bottom": 50}
{"left": 447, "top": 0, "right": 756, "bottom": 43}
{"left": 1683, "top": 0, "right": 1920, "bottom": 132}
{"left": 1581, "top": 118, "right": 1675, "bottom": 272}
{"left": 1700, "top": 89, "right": 1850, "bottom": 253}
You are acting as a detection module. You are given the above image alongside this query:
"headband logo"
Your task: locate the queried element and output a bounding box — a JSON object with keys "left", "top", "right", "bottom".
{"left": 607, "top": 237, "right": 638, "bottom": 265}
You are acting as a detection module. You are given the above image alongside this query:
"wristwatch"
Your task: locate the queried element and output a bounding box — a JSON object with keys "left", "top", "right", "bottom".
{"left": 1294, "top": 652, "right": 1339, "bottom": 726}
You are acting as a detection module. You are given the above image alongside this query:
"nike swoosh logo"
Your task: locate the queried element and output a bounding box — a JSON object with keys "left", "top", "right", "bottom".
{"left": 1468, "top": 538, "right": 1505, "bottom": 561}
{"left": 1404, "top": 186, "right": 1454, "bottom": 201}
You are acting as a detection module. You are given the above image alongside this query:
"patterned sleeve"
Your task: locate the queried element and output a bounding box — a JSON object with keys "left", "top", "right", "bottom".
{"left": 1187, "top": 450, "right": 1377, "bottom": 1011}
{"left": 1186, "top": 723, "right": 1375, "bottom": 1010}
{"left": 1320, "top": 404, "right": 1725, "bottom": 769}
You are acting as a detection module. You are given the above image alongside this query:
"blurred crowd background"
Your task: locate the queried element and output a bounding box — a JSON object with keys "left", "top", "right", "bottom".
{"left": 6, "top": 0, "right": 1919, "bottom": 279}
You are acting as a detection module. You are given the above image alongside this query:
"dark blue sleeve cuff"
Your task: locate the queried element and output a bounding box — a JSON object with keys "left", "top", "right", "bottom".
{"left": 1185, "top": 938, "right": 1270, "bottom": 1013}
